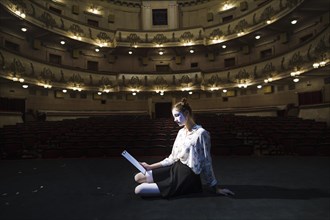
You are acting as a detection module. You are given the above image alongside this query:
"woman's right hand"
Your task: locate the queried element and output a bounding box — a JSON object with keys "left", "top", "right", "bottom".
{"left": 140, "top": 162, "right": 152, "bottom": 171}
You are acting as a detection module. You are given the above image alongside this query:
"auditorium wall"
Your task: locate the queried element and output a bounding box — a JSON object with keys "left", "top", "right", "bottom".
{"left": 1, "top": 76, "right": 328, "bottom": 115}
{"left": 1, "top": 73, "right": 329, "bottom": 128}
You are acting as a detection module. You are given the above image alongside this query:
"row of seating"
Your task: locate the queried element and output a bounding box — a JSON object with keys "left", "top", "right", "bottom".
{"left": 0, "top": 114, "right": 329, "bottom": 159}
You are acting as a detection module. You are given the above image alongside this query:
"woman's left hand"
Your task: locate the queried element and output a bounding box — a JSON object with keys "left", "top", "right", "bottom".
{"left": 215, "top": 186, "right": 235, "bottom": 196}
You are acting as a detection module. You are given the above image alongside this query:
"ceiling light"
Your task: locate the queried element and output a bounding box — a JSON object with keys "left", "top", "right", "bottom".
{"left": 44, "top": 84, "right": 52, "bottom": 89}
{"left": 291, "top": 19, "right": 297, "bottom": 24}
{"left": 60, "top": 41, "right": 65, "bottom": 45}
{"left": 222, "top": 89, "right": 227, "bottom": 93}
{"left": 237, "top": 32, "right": 245, "bottom": 36}
{"left": 222, "top": 45, "right": 226, "bottom": 49}
{"left": 319, "top": 61, "right": 326, "bottom": 66}
{"left": 313, "top": 63, "right": 320, "bottom": 68}
{"left": 255, "top": 35, "right": 261, "bottom": 40}
{"left": 189, "top": 49, "right": 194, "bottom": 54}
{"left": 222, "top": 3, "right": 235, "bottom": 11}
{"left": 22, "top": 85, "right": 28, "bottom": 89}
{"left": 159, "top": 51, "right": 164, "bottom": 55}
{"left": 62, "top": 89, "right": 67, "bottom": 93}
{"left": 15, "top": 10, "right": 26, "bottom": 18}
{"left": 95, "top": 48, "right": 100, "bottom": 52}
{"left": 257, "top": 85, "right": 262, "bottom": 89}
{"left": 293, "top": 78, "right": 299, "bottom": 83}
{"left": 128, "top": 50, "right": 133, "bottom": 55}
{"left": 21, "top": 27, "right": 27, "bottom": 32}
{"left": 73, "top": 35, "right": 82, "bottom": 40}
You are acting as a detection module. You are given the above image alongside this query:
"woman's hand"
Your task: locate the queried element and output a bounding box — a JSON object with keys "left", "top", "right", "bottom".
{"left": 140, "top": 162, "right": 152, "bottom": 171}
{"left": 214, "top": 186, "right": 235, "bottom": 196}
{"left": 212, "top": 186, "right": 235, "bottom": 196}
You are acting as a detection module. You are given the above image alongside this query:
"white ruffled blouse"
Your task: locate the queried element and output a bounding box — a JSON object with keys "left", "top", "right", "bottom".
{"left": 160, "top": 125, "right": 218, "bottom": 187}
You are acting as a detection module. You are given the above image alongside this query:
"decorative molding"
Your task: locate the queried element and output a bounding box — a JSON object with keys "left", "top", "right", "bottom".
{"left": 126, "top": 33, "right": 141, "bottom": 46}
{"left": 179, "top": 32, "right": 194, "bottom": 44}
{"left": 69, "top": 24, "right": 84, "bottom": 38}
{"left": 153, "top": 34, "right": 168, "bottom": 45}
{"left": 209, "top": 28, "right": 223, "bottom": 40}
{"left": 262, "top": 62, "right": 276, "bottom": 78}
{"left": 288, "top": 52, "right": 304, "bottom": 69}
{"left": 9, "top": 58, "right": 25, "bottom": 76}
{"left": 39, "top": 67, "right": 56, "bottom": 84}
{"left": 0, "top": 0, "right": 305, "bottom": 48}
{"left": 39, "top": 12, "right": 57, "bottom": 28}
{"left": 235, "top": 69, "right": 252, "bottom": 83}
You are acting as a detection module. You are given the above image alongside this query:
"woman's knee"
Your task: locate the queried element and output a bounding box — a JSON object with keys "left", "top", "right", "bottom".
{"left": 134, "top": 184, "right": 143, "bottom": 195}
{"left": 134, "top": 172, "right": 146, "bottom": 183}
{"left": 135, "top": 183, "right": 160, "bottom": 196}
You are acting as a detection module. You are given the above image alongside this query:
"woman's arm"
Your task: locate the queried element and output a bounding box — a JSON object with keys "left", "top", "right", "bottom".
{"left": 140, "top": 162, "right": 163, "bottom": 171}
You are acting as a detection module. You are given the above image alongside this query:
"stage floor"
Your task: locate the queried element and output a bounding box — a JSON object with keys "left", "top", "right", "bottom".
{"left": 1, "top": 156, "right": 330, "bottom": 220}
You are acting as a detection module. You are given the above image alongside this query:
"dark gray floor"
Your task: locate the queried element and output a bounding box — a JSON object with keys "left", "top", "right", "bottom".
{"left": 0, "top": 156, "right": 329, "bottom": 220}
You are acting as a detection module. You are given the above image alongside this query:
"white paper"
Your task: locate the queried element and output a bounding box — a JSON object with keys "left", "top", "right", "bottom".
{"left": 121, "top": 150, "right": 146, "bottom": 175}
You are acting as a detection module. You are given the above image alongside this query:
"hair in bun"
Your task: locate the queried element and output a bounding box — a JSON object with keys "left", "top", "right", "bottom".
{"left": 181, "top": 97, "right": 188, "bottom": 105}
{"left": 173, "top": 97, "right": 192, "bottom": 115}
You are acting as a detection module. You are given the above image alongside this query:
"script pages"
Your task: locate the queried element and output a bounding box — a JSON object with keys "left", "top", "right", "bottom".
{"left": 121, "top": 150, "right": 146, "bottom": 175}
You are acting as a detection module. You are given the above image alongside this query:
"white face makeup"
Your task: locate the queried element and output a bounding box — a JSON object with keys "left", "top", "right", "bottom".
{"left": 172, "top": 109, "right": 187, "bottom": 127}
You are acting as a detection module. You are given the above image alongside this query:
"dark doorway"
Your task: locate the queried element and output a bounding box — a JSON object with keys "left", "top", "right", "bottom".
{"left": 0, "top": 97, "right": 25, "bottom": 112}
{"left": 298, "top": 90, "right": 322, "bottom": 105}
{"left": 155, "top": 102, "right": 172, "bottom": 119}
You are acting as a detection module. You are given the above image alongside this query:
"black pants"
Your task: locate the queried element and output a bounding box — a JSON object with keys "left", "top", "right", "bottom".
{"left": 153, "top": 160, "right": 202, "bottom": 198}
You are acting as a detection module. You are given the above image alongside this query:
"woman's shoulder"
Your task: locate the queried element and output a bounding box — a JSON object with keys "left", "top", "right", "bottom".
{"left": 196, "top": 125, "right": 209, "bottom": 135}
